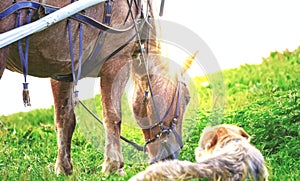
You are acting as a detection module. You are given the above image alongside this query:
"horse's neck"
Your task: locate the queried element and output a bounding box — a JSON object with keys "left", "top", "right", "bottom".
{"left": 132, "top": 49, "right": 178, "bottom": 94}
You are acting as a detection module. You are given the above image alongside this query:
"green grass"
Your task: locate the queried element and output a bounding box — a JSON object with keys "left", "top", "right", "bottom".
{"left": 1, "top": 47, "right": 300, "bottom": 180}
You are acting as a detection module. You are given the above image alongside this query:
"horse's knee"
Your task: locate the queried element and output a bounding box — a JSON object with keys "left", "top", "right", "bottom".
{"left": 103, "top": 116, "right": 121, "bottom": 135}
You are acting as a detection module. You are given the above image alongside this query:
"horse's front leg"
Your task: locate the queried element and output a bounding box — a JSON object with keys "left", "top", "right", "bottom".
{"left": 50, "top": 79, "right": 76, "bottom": 175}
{"left": 100, "top": 57, "right": 131, "bottom": 176}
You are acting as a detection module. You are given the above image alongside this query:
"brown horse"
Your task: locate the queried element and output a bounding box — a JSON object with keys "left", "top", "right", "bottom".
{"left": 0, "top": 0, "right": 192, "bottom": 176}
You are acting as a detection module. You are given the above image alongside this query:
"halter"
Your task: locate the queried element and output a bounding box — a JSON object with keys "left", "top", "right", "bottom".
{"left": 142, "top": 81, "right": 184, "bottom": 148}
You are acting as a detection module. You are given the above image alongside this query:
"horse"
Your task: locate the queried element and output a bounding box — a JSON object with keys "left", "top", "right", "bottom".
{"left": 0, "top": 0, "right": 193, "bottom": 176}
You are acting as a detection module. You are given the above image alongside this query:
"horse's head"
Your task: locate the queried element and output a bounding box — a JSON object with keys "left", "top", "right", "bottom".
{"left": 132, "top": 51, "right": 197, "bottom": 163}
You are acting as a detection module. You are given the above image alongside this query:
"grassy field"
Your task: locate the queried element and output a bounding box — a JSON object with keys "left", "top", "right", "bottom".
{"left": 0, "top": 47, "right": 299, "bottom": 180}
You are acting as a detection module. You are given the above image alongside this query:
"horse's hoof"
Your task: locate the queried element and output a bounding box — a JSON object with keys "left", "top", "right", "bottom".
{"left": 117, "top": 168, "right": 126, "bottom": 176}
{"left": 55, "top": 160, "right": 73, "bottom": 176}
{"left": 101, "top": 159, "right": 125, "bottom": 176}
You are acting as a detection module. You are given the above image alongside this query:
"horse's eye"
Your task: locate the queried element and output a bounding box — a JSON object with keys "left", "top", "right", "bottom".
{"left": 185, "top": 95, "right": 191, "bottom": 104}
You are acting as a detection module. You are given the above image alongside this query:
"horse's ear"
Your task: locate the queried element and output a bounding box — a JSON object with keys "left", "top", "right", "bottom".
{"left": 181, "top": 50, "right": 199, "bottom": 75}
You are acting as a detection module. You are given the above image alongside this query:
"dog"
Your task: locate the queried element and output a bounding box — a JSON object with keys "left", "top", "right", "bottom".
{"left": 129, "top": 124, "right": 268, "bottom": 181}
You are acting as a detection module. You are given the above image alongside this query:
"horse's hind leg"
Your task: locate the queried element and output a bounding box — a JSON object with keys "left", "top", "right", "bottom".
{"left": 50, "top": 79, "right": 76, "bottom": 175}
{"left": 100, "top": 57, "right": 131, "bottom": 175}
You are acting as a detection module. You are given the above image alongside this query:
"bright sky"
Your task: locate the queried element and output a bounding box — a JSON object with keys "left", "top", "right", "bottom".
{"left": 1, "top": 0, "right": 300, "bottom": 115}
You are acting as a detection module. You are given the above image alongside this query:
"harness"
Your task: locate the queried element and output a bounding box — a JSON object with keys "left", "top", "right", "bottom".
{"left": 0, "top": 0, "right": 184, "bottom": 157}
{"left": 0, "top": 0, "right": 137, "bottom": 105}
{"left": 142, "top": 81, "right": 184, "bottom": 152}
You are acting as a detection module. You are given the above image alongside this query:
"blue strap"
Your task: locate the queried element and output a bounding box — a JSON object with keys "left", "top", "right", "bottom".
{"left": 68, "top": 0, "right": 83, "bottom": 97}
{"left": 0, "top": 2, "right": 126, "bottom": 34}
{"left": 0, "top": 2, "right": 40, "bottom": 20}
{"left": 172, "top": 126, "right": 184, "bottom": 148}
{"left": 16, "top": 9, "right": 33, "bottom": 106}
{"left": 16, "top": 9, "right": 32, "bottom": 78}
{"left": 67, "top": 20, "right": 75, "bottom": 82}
{"left": 67, "top": 20, "right": 83, "bottom": 88}
{"left": 44, "top": 6, "right": 129, "bottom": 33}
{"left": 78, "top": 23, "right": 83, "bottom": 82}
{"left": 104, "top": 0, "right": 112, "bottom": 25}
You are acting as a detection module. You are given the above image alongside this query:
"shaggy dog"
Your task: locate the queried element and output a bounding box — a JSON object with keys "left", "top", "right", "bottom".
{"left": 129, "top": 124, "right": 268, "bottom": 181}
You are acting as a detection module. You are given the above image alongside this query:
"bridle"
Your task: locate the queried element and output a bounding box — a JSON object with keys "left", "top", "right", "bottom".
{"left": 121, "top": 0, "right": 185, "bottom": 157}
{"left": 142, "top": 80, "right": 184, "bottom": 155}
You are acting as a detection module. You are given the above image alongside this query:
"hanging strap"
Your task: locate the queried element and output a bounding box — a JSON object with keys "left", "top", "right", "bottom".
{"left": 104, "top": 0, "right": 112, "bottom": 25}
{"left": 16, "top": 9, "right": 33, "bottom": 106}
{"left": 67, "top": 0, "right": 113, "bottom": 97}
{"left": 159, "top": 0, "right": 165, "bottom": 16}
{"left": 67, "top": 19, "right": 83, "bottom": 98}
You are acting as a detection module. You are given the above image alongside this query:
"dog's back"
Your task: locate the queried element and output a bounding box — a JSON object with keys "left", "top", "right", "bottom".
{"left": 130, "top": 124, "right": 268, "bottom": 181}
{"left": 130, "top": 139, "right": 268, "bottom": 180}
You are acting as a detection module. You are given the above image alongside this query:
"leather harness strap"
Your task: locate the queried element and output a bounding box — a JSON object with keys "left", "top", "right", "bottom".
{"left": 0, "top": 1, "right": 135, "bottom": 34}
{"left": 0, "top": 2, "right": 40, "bottom": 19}
{"left": 143, "top": 81, "right": 184, "bottom": 150}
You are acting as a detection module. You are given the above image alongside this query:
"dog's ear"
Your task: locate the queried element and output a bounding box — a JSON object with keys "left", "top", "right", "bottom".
{"left": 206, "top": 127, "right": 227, "bottom": 150}
{"left": 239, "top": 127, "right": 251, "bottom": 141}
{"left": 208, "top": 134, "right": 218, "bottom": 149}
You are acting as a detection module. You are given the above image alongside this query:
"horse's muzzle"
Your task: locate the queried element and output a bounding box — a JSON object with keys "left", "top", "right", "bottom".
{"left": 148, "top": 140, "right": 180, "bottom": 164}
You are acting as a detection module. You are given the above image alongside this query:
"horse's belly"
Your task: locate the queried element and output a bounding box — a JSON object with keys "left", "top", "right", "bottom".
{"left": 6, "top": 20, "right": 100, "bottom": 78}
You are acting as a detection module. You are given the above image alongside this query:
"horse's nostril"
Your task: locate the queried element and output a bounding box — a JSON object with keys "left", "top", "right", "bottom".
{"left": 149, "top": 160, "right": 155, "bottom": 165}
{"left": 162, "top": 142, "right": 180, "bottom": 160}
{"left": 148, "top": 150, "right": 179, "bottom": 165}
{"left": 169, "top": 153, "right": 177, "bottom": 160}
{"left": 166, "top": 150, "right": 179, "bottom": 160}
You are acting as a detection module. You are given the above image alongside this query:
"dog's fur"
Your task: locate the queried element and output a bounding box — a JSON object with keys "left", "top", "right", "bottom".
{"left": 129, "top": 124, "right": 268, "bottom": 181}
